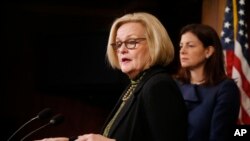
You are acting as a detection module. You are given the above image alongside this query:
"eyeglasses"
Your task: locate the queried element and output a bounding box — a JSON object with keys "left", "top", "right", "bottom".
{"left": 111, "top": 38, "right": 146, "bottom": 50}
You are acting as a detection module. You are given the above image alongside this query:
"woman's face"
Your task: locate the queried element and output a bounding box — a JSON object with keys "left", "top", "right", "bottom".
{"left": 115, "top": 22, "right": 151, "bottom": 79}
{"left": 179, "top": 32, "right": 208, "bottom": 70}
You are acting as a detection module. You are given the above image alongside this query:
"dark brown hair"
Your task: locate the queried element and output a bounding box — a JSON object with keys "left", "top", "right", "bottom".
{"left": 176, "top": 24, "right": 227, "bottom": 86}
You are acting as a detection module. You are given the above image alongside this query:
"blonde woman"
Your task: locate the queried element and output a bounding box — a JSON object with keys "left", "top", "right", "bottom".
{"left": 37, "top": 12, "right": 187, "bottom": 141}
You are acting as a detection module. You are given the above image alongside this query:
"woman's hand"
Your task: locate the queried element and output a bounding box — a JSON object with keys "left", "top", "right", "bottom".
{"left": 75, "top": 134, "right": 115, "bottom": 141}
{"left": 34, "top": 137, "right": 69, "bottom": 141}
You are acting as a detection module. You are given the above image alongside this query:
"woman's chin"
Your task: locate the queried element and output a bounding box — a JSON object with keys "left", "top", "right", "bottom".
{"left": 121, "top": 68, "right": 133, "bottom": 77}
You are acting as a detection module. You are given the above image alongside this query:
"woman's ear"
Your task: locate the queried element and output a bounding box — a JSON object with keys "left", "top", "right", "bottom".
{"left": 205, "top": 46, "right": 215, "bottom": 58}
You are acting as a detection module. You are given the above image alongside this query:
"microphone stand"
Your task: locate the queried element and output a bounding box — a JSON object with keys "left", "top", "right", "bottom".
{"left": 7, "top": 116, "right": 38, "bottom": 141}
{"left": 20, "top": 122, "right": 51, "bottom": 141}
{"left": 7, "top": 108, "right": 52, "bottom": 141}
{"left": 20, "top": 114, "right": 64, "bottom": 141}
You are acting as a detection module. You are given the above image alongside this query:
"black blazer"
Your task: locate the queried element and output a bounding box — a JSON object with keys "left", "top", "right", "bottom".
{"left": 101, "top": 66, "right": 188, "bottom": 141}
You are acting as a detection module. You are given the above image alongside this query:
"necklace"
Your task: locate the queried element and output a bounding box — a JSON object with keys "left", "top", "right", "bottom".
{"left": 191, "top": 79, "right": 205, "bottom": 85}
{"left": 103, "top": 72, "right": 145, "bottom": 137}
{"left": 122, "top": 83, "right": 137, "bottom": 101}
{"left": 122, "top": 73, "right": 145, "bottom": 101}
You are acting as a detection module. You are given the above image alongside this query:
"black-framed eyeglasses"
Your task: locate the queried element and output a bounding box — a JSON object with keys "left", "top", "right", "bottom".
{"left": 111, "top": 38, "right": 146, "bottom": 50}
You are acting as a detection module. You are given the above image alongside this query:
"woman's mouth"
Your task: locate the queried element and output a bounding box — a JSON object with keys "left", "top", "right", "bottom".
{"left": 122, "top": 58, "right": 131, "bottom": 62}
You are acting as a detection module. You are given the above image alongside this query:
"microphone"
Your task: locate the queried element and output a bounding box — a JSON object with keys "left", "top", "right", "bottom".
{"left": 7, "top": 108, "right": 52, "bottom": 141}
{"left": 20, "top": 114, "right": 65, "bottom": 141}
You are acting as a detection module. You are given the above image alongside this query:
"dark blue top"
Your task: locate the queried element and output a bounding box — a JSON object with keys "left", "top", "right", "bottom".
{"left": 177, "top": 79, "right": 240, "bottom": 141}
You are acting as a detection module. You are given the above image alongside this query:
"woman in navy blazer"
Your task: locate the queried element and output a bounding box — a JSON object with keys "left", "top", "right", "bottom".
{"left": 175, "top": 24, "right": 240, "bottom": 141}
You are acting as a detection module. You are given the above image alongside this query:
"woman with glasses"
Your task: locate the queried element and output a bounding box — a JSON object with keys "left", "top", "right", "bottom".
{"left": 37, "top": 12, "right": 187, "bottom": 141}
{"left": 175, "top": 24, "right": 240, "bottom": 141}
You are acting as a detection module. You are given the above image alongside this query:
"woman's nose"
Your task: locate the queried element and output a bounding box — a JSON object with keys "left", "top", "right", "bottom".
{"left": 179, "top": 46, "right": 186, "bottom": 54}
{"left": 118, "top": 44, "right": 128, "bottom": 54}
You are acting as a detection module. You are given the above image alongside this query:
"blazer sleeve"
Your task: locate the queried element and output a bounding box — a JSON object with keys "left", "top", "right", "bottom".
{"left": 210, "top": 79, "right": 240, "bottom": 141}
{"left": 141, "top": 74, "right": 187, "bottom": 141}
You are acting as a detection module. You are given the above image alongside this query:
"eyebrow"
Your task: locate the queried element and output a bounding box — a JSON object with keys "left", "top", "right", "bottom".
{"left": 181, "top": 41, "right": 196, "bottom": 44}
{"left": 116, "top": 35, "right": 142, "bottom": 40}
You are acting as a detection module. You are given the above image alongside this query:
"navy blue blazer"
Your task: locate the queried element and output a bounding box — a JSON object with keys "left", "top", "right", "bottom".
{"left": 101, "top": 66, "right": 187, "bottom": 141}
{"left": 177, "top": 79, "right": 240, "bottom": 141}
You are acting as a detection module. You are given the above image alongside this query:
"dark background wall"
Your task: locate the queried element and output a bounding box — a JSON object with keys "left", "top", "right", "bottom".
{"left": 1, "top": 0, "right": 202, "bottom": 140}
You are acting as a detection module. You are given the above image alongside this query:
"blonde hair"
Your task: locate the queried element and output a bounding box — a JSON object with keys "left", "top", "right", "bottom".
{"left": 106, "top": 12, "right": 174, "bottom": 69}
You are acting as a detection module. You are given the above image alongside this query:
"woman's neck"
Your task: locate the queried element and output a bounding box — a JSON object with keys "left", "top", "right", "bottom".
{"left": 190, "top": 67, "right": 205, "bottom": 84}
{"left": 128, "top": 67, "right": 150, "bottom": 80}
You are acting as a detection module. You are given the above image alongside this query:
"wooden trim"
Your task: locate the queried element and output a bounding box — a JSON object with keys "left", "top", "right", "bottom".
{"left": 202, "top": 0, "right": 226, "bottom": 34}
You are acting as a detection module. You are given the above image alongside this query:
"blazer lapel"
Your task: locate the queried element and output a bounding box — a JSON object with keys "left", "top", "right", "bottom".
{"left": 108, "top": 69, "right": 152, "bottom": 135}
{"left": 180, "top": 84, "right": 201, "bottom": 111}
{"left": 181, "top": 84, "right": 200, "bottom": 102}
{"left": 108, "top": 88, "right": 136, "bottom": 136}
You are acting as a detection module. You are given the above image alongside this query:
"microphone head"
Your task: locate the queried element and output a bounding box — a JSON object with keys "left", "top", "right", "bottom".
{"left": 49, "top": 114, "right": 64, "bottom": 126}
{"left": 37, "top": 108, "right": 52, "bottom": 120}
